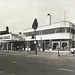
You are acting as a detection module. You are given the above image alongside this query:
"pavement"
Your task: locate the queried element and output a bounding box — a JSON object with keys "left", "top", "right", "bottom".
{"left": 0, "top": 50, "right": 75, "bottom": 75}
{"left": 0, "top": 50, "right": 75, "bottom": 59}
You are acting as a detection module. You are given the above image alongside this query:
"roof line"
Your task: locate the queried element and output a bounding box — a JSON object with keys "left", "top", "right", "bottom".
{"left": 24, "top": 21, "right": 72, "bottom": 30}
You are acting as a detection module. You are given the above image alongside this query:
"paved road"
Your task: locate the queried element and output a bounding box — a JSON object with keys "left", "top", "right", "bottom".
{"left": 0, "top": 51, "right": 75, "bottom": 75}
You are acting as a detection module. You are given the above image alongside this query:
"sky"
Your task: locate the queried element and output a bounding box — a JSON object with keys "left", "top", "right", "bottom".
{"left": 0, "top": 0, "right": 75, "bottom": 33}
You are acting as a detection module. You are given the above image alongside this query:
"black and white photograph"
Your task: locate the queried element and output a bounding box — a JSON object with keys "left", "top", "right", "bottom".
{"left": 0, "top": 0, "right": 75, "bottom": 75}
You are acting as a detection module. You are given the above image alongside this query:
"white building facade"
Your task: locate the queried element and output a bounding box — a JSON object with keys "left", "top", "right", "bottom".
{"left": 23, "top": 21, "right": 75, "bottom": 51}
{"left": 0, "top": 33, "right": 25, "bottom": 50}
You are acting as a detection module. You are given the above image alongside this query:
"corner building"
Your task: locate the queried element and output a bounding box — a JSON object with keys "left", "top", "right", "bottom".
{"left": 23, "top": 21, "right": 75, "bottom": 52}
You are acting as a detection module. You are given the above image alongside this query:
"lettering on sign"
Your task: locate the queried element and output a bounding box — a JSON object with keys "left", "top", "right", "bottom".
{"left": 0, "top": 36, "right": 10, "bottom": 40}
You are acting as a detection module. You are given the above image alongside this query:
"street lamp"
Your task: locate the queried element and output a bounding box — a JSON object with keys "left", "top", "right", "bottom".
{"left": 32, "top": 18, "right": 38, "bottom": 54}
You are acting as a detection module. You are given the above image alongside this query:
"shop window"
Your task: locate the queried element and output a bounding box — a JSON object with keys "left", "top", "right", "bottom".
{"left": 67, "top": 28, "right": 70, "bottom": 33}
{"left": 62, "top": 43, "right": 67, "bottom": 50}
{"left": 53, "top": 43, "right": 58, "bottom": 50}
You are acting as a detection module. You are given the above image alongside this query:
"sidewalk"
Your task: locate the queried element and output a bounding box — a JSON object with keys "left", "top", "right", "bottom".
{"left": 0, "top": 50, "right": 74, "bottom": 58}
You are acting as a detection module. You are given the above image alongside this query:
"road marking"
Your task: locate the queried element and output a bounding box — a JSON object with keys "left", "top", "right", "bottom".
{"left": 59, "top": 68, "right": 74, "bottom": 72}
{"left": 9, "top": 74, "right": 15, "bottom": 75}
{"left": 0, "top": 71, "right": 4, "bottom": 74}
{"left": 10, "top": 61, "right": 18, "bottom": 64}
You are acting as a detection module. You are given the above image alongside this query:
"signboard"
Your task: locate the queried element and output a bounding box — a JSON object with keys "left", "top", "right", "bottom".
{"left": 0, "top": 36, "right": 10, "bottom": 39}
{"left": 0, "top": 34, "right": 25, "bottom": 41}
{"left": 0, "top": 34, "right": 11, "bottom": 40}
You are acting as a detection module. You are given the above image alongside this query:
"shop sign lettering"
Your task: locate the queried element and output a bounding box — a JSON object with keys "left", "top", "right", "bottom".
{"left": 0, "top": 36, "right": 10, "bottom": 40}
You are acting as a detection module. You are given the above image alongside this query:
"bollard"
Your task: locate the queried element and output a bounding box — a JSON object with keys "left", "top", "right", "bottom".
{"left": 73, "top": 50, "right": 75, "bottom": 56}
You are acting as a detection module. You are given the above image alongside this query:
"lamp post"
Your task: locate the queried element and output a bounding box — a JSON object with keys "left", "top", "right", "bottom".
{"left": 32, "top": 18, "right": 38, "bottom": 54}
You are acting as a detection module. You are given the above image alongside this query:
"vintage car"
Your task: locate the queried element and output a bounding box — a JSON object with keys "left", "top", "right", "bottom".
{"left": 70, "top": 48, "right": 75, "bottom": 53}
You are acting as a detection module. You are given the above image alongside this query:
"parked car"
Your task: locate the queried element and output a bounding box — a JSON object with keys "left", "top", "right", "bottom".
{"left": 70, "top": 48, "right": 75, "bottom": 53}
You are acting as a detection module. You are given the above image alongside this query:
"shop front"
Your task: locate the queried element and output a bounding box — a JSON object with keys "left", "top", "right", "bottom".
{"left": 0, "top": 34, "right": 25, "bottom": 51}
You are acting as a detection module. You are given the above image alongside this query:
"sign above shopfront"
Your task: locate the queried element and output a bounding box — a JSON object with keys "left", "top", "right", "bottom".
{"left": 0, "top": 34, "right": 25, "bottom": 41}
{"left": 0, "top": 34, "right": 11, "bottom": 40}
{"left": 0, "top": 36, "right": 10, "bottom": 39}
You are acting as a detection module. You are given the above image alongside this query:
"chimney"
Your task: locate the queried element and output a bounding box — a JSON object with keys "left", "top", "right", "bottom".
{"left": 6, "top": 26, "right": 9, "bottom": 33}
{"left": 47, "top": 13, "right": 51, "bottom": 25}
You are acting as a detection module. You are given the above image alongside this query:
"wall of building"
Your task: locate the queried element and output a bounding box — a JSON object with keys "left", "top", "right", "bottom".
{"left": 23, "top": 21, "right": 75, "bottom": 51}
{"left": 0, "top": 33, "right": 25, "bottom": 50}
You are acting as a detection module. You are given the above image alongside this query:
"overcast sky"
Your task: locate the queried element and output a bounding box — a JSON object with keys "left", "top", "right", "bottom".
{"left": 0, "top": 0, "right": 75, "bottom": 33}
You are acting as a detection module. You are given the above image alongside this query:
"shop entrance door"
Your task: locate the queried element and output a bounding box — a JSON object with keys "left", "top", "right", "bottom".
{"left": 53, "top": 43, "right": 58, "bottom": 50}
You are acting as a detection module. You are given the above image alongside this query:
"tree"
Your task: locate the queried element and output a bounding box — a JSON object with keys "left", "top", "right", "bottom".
{"left": 32, "top": 18, "right": 38, "bottom": 29}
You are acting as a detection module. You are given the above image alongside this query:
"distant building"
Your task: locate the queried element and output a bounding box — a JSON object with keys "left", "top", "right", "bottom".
{"left": 0, "top": 26, "right": 9, "bottom": 35}
{"left": 0, "top": 27, "right": 25, "bottom": 50}
{"left": 23, "top": 21, "right": 75, "bottom": 52}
